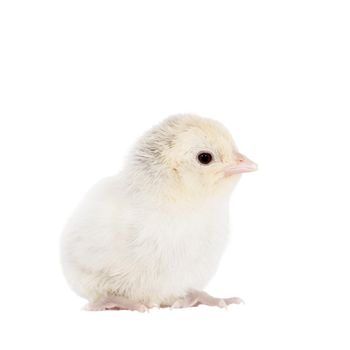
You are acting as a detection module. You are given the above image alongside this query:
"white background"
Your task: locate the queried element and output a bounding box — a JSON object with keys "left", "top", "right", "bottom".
{"left": 0, "top": 1, "right": 349, "bottom": 349}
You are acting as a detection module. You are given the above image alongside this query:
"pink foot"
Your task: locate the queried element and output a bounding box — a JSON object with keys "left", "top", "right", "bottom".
{"left": 171, "top": 290, "right": 243, "bottom": 309}
{"left": 85, "top": 295, "right": 148, "bottom": 312}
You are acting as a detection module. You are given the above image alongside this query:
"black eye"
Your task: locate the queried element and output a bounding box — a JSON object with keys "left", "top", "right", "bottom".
{"left": 197, "top": 152, "right": 213, "bottom": 165}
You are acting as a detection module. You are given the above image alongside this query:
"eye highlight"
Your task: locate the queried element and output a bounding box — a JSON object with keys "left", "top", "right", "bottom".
{"left": 197, "top": 152, "right": 213, "bottom": 165}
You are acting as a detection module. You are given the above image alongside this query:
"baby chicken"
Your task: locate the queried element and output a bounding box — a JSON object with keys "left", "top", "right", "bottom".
{"left": 61, "top": 114, "right": 257, "bottom": 311}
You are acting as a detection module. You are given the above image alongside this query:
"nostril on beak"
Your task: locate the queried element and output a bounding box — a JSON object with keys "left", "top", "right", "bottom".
{"left": 236, "top": 153, "right": 246, "bottom": 163}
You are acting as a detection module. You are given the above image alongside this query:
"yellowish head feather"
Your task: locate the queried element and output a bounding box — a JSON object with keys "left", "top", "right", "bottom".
{"left": 128, "top": 114, "right": 242, "bottom": 202}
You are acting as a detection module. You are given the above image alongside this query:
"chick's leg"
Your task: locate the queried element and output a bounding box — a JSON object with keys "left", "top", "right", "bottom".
{"left": 85, "top": 295, "right": 148, "bottom": 312}
{"left": 172, "top": 290, "right": 243, "bottom": 309}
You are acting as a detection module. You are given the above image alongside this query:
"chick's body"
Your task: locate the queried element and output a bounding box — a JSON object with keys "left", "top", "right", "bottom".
{"left": 61, "top": 115, "right": 256, "bottom": 310}
{"left": 62, "top": 175, "right": 230, "bottom": 306}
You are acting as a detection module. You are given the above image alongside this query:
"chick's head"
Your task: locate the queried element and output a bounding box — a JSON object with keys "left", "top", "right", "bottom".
{"left": 131, "top": 114, "right": 257, "bottom": 200}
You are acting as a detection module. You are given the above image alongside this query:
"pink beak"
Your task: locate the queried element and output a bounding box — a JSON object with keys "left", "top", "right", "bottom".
{"left": 224, "top": 153, "right": 257, "bottom": 176}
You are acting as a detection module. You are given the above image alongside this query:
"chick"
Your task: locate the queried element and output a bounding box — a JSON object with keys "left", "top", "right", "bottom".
{"left": 61, "top": 114, "right": 257, "bottom": 311}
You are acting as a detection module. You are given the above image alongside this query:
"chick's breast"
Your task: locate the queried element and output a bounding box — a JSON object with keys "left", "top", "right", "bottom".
{"left": 108, "top": 198, "right": 230, "bottom": 305}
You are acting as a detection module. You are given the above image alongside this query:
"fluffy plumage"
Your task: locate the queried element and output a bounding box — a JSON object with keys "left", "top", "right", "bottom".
{"left": 61, "top": 114, "right": 257, "bottom": 310}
